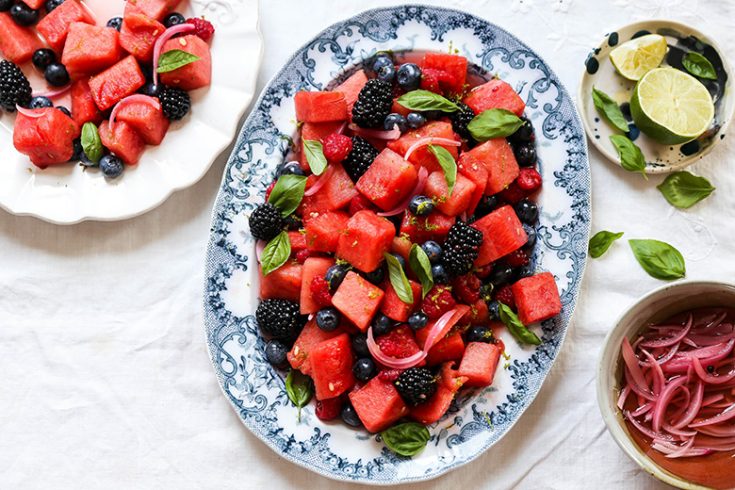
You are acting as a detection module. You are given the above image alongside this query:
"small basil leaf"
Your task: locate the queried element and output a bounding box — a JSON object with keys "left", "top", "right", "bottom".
{"left": 81, "top": 122, "right": 103, "bottom": 164}
{"left": 381, "top": 422, "right": 430, "bottom": 457}
{"left": 285, "top": 369, "right": 313, "bottom": 423}
{"left": 428, "top": 144, "right": 457, "bottom": 196}
{"left": 657, "top": 171, "right": 715, "bottom": 209}
{"left": 498, "top": 302, "right": 541, "bottom": 345}
{"left": 409, "top": 244, "right": 434, "bottom": 298}
{"left": 591, "top": 87, "right": 629, "bottom": 133}
{"left": 396, "top": 89, "right": 459, "bottom": 113}
{"left": 384, "top": 252, "right": 413, "bottom": 305}
{"left": 260, "top": 231, "right": 291, "bottom": 276}
{"left": 609, "top": 134, "right": 647, "bottom": 177}
{"left": 682, "top": 52, "right": 717, "bottom": 80}
{"left": 156, "top": 49, "right": 201, "bottom": 73}
{"left": 467, "top": 108, "right": 524, "bottom": 142}
{"left": 628, "top": 239, "right": 686, "bottom": 280}
{"left": 267, "top": 174, "right": 307, "bottom": 217}
{"left": 303, "top": 139, "right": 328, "bottom": 176}
{"left": 589, "top": 230, "right": 624, "bottom": 259}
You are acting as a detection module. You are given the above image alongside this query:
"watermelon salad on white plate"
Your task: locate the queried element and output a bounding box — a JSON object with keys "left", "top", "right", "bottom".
{"left": 0, "top": 0, "right": 262, "bottom": 224}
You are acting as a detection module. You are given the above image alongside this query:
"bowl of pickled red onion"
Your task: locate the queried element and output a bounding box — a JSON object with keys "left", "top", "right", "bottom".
{"left": 598, "top": 281, "right": 735, "bottom": 490}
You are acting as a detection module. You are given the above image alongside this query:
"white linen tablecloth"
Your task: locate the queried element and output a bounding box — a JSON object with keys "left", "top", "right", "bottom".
{"left": 1, "top": 0, "right": 733, "bottom": 488}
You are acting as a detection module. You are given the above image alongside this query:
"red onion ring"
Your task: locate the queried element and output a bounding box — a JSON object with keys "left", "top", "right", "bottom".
{"left": 347, "top": 123, "right": 401, "bottom": 140}
{"left": 652, "top": 376, "right": 688, "bottom": 433}
{"left": 303, "top": 166, "right": 334, "bottom": 197}
{"left": 622, "top": 337, "right": 653, "bottom": 396}
{"left": 624, "top": 411, "right": 675, "bottom": 441}
{"left": 377, "top": 167, "right": 429, "bottom": 217}
{"left": 422, "top": 305, "right": 470, "bottom": 353}
{"left": 692, "top": 357, "right": 735, "bottom": 385}
{"left": 689, "top": 402, "right": 735, "bottom": 427}
{"left": 15, "top": 106, "right": 50, "bottom": 118}
{"left": 641, "top": 315, "right": 692, "bottom": 348}
{"left": 404, "top": 137, "right": 461, "bottom": 161}
{"left": 665, "top": 437, "right": 695, "bottom": 459}
{"left": 109, "top": 94, "right": 162, "bottom": 131}
{"left": 673, "top": 381, "right": 704, "bottom": 429}
{"left": 152, "top": 24, "right": 196, "bottom": 85}
{"left": 366, "top": 326, "right": 427, "bottom": 369}
{"left": 31, "top": 85, "right": 71, "bottom": 99}
{"left": 255, "top": 240, "right": 265, "bottom": 262}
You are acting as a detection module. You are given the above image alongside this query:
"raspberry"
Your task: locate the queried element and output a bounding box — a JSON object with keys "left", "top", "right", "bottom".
{"left": 378, "top": 369, "right": 403, "bottom": 382}
{"left": 186, "top": 17, "right": 215, "bottom": 42}
{"left": 376, "top": 325, "right": 421, "bottom": 359}
{"left": 421, "top": 286, "right": 457, "bottom": 320}
{"left": 516, "top": 168, "right": 542, "bottom": 193}
{"left": 315, "top": 397, "right": 342, "bottom": 421}
{"left": 452, "top": 274, "right": 481, "bottom": 304}
{"left": 322, "top": 133, "right": 352, "bottom": 162}
{"left": 348, "top": 193, "right": 374, "bottom": 214}
{"left": 500, "top": 181, "right": 529, "bottom": 204}
{"left": 506, "top": 249, "right": 529, "bottom": 267}
{"left": 495, "top": 285, "right": 515, "bottom": 309}
{"left": 420, "top": 68, "right": 443, "bottom": 93}
{"left": 295, "top": 249, "right": 311, "bottom": 264}
{"left": 265, "top": 180, "right": 276, "bottom": 201}
{"left": 309, "top": 276, "right": 332, "bottom": 308}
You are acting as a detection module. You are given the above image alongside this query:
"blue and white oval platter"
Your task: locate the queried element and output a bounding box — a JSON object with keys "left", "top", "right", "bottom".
{"left": 204, "top": 5, "right": 591, "bottom": 484}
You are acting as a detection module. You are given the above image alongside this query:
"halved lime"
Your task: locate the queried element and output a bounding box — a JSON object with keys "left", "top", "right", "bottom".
{"left": 609, "top": 34, "right": 668, "bottom": 81}
{"left": 631, "top": 67, "right": 714, "bottom": 144}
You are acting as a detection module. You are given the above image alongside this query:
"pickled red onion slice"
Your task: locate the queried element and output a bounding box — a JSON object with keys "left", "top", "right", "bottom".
{"left": 347, "top": 123, "right": 401, "bottom": 140}
{"left": 109, "top": 95, "right": 162, "bottom": 131}
{"left": 366, "top": 326, "right": 426, "bottom": 369}
{"left": 15, "top": 106, "right": 49, "bottom": 118}
{"left": 303, "top": 166, "right": 334, "bottom": 197}
{"left": 404, "top": 137, "right": 461, "bottom": 161}
{"left": 152, "top": 24, "right": 196, "bottom": 85}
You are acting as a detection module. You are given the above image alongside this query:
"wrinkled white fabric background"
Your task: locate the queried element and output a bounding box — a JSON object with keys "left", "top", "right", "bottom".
{"left": 1, "top": 0, "right": 733, "bottom": 488}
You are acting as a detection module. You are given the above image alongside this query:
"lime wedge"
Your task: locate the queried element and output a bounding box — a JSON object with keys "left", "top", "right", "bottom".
{"left": 609, "top": 34, "right": 668, "bottom": 81}
{"left": 631, "top": 67, "right": 714, "bottom": 144}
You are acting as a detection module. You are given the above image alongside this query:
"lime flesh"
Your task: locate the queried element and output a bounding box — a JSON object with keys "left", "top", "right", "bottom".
{"left": 610, "top": 34, "right": 668, "bottom": 81}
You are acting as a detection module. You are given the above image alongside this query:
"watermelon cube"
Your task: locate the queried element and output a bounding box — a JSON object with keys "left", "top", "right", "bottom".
{"left": 390, "top": 235, "right": 412, "bottom": 263}
{"left": 125, "top": 0, "right": 181, "bottom": 21}
{"left": 415, "top": 328, "right": 466, "bottom": 366}
{"left": 36, "top": 0, "right": 95, "bottom": 52}
{"left": 294, "top": 91, "right": 348, "bottom": 122}
{"left": 512, "top": 272, "right": 562, "bottom": 325}
{"left": 331, "top": 271, "right": 384, "bottom": 331}
{"left": 89, "top": 56, "right": 146, "bottom": 111}
{"left": 304, "top": 210, "right": 349, "bottom": 253}
{"left": 259, "top": 262, "right": 302, "bottom": 302}
{"left": 410, "top": 363, "right": 466, "bottom": 424}
{"left": 310, "top": 333, "right": 356, "bottom": 400}
{"left": 399, "top": 211, "right": 456, "bottom": 243}
{"left": 298, "top": 121, "right": 344, "bottom": 171}
{"left": 380, "top": 279, "right": 421, "bottom": 322}
{"left": 322, "top": 163, "right": 358, "bottom": 210}
{"left": 336, "top": 210, "right": 395, "bottom": 273}
{"left": 356, "top": 148, "right": 418, "bottom": 211}
{"left": 62, "top": 23, "right": 122, "bottom": 78}
{"left": 0, "top": 13, "right": 43, "bottom": 64}
{"left": 457, "top": 153, "right": 488, "bottom": 214}
{"left": 289, "top": 231, "right": 307, "bottom": 251}
{"left": 424, "top": 170, "right": 477, "bottom": 217}
{"left": 421, "top": 52, "right": 468, "bottom": 95}
{"left": 22, "top": 0, "right": 44, "bottom": 8}
{"left": 159, "top": 34, "right": 212, "bottom": 91}
{"left": 387, "top": 121, "right": 459, "bottom": 171}
{"left": 98, "top": 120, "right": 145, "bottom": 165}
{"left": 299, "top": 257, "right": 334, "bottom": 315}
{"left": 70, "top": 79, "right": 103, "bottom": 126}
{"left": 349, "top": 376, "right": 409, "bottom": 433}
{"left": 458, "top": 342, "right": 502, "bottom": 387}
{"left": 114, "top": 95, "right": 170, "bottom": 145}
{"left": 287, "top": 318, "right": 342, "bottom": 376}
{"left": 334, "top": 69, "right": 368, "bottom": 113}
{"left": 463, "top": 79, "right": 526, "bottom": 117}
{"left": 119, "top": 6, "right": 165, "bottom": 63}
{"left": 472, "top": 205, "right": 528, "bottom": 266}
{"left": 12, "top": 109, "right": 79, "bottom": 167}
{"left": 462, "top": 139, "right": 519, "bottom": 195}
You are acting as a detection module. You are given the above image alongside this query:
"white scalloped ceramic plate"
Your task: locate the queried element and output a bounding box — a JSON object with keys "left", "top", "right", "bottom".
{"left": 0, "top": 0, "right": 262, "bottom": 224}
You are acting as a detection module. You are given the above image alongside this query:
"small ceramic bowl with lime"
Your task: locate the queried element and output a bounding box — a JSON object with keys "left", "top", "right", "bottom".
{"left": 578, "top": 20, "right": 734, "bottom": 174}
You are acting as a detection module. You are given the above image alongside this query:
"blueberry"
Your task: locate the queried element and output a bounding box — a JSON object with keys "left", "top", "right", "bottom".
{"left": 69, "top": 138, "right": 83, "bottom": 162}
{"left": 473, "top": 195, "right": 499, "bottom": 220}
{"left": 163, "top": 12, "right": 186, "bottom": 28}
{"left": 420, "top": 241, "right": 442, "bottom": 263}
{"left": 522, "top": 223, "right": 537, "bottom": 249}
{"left": 408, "top": 195, "right": 434, "bottom": 216}
{"left": 396, "top": 63, "right": 421, "bottom": 91}
{"left": 487, "top": 300, "right": 500, "bottom": 320}
{"left": 352, "top": 333, "right": 370, "bottom": 358}
{"left": 353, "top": 358, "right": 376, "bottom": 382}
{"left": 372, "top": 313, "right": 393, "bottom": 336}
{"left": 325, "top": 264, "right": 349, "bottom": 292}
{"left": 364, "top": 265, "right": 385, "bottom": 285}
{"left": 32, "top": 48, "right": 56, "bottom": 70}
{"left": 514, "top": 198, "right": 538, "bottom": 224}
{"left": 140, "top": 82, "right": 161, "bottom": 97}
{"left": 408, "top": 312, "right": 428, "bottom": 331}
{"left": 278, "top": 161, "right": 305, "bottom": 177}
{"left": 431, "top": 264, "right": 449, "bottom": 285}
{"left": 390, "top": 253, "right": 406, "bottom": 270}
{"left": 264, "top": 340, "right": 288, "bottom": 368}
{"left": 514, "top": 264, "right": 535, "bottom": 280}
{"left": 10, "top": 3, "right": 39, "bottom": 26}
{"left": 407, "top": 112, "right": 426, "bottom": 129}
{"left": 0, "top": 0, "right": 11, "bottom": 12}
{"left": 100, "top": 155, "right": 124, "bottom": 179}
{"left": 56, "top": 106, "right": 71, "bottom": 117}
{"left": 377, "top": 64, "right": 396, "bottom": 82}
{"left": 488, "top": 264, "right": 514, "bottom": 287}
{"left": 44, "top": 63, "right": 70, "bottom": 87}
{"left": 45, "top": 0, "right": 64, "bottom": 12}
{"left": 371, "top": 54, "right": 393, "bottom": 74}
{"left": 508, "top": 116, "right": 534, "bottom": 144}
{"left": 514, "top": 144, "right": 537, "bottom": 167}
{"left": 384, "top": 113, "right": 407, "bottom": 132}
{"left": 341, "top": 403, "right": 362, "bottom": 427}
{"left": 316, "top": 307, "right": 340, "bottom": 332}
{"left": 29, "top": 96, "right": 53, "bottom": 109}
{"left": 80, "top": 149, "right": 97, "bottom": 167}
{"left": 466, "top": 325, "right": 493, "bottom": 343}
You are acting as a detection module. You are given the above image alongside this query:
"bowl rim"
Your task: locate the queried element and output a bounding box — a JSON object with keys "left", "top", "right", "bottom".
{"left": 596, "top": 279, "right": 735, "bottom": 490}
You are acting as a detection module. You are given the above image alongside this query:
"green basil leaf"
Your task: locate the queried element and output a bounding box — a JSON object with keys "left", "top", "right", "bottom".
{"left": 589, "top": 230, "right": 624, "bottom": 259}
{"left": 303, "top": 139, "right": 328, "bottom": 176}
{"left": 610, "top": 134, "right": 647, "bottom": 177}
{"left": 657, "top": 171, "right": 715, "bottom": 209}
{"left": 156, "top": 49, "right": 201, "bottom": 73}
{"left": 428, "top": 144, "right": 457, "bottom": 196}
{"left": 682, "top": 52, "right": 717, "bottom": 80}
{"left": 267, "top": 174, "right": 307, "bottom": 217}
{"left": 591, "top": 87, "right": 629, "bottom": 133}
{"left": 285, "top": 369, "right": 313, "bottom": 423}
{"left": 628, "top": 239, "right": 686, "bottom": 280}
{"left": 260, "top": 231, "right": 291, "bottom": 276}
{"left": 381, "top": 422, "right": 430, "bottom": 457}
{"left": 384, "top": 252, "right": 413, "bottom": 305}
{"left": 467, "top": 108, "right": 524, "bottom": 142}
{"left": 498, "top": 302, "right": 541, "bottom": 345}
{"left": 409, "top": 244, "right": 434, "bottom": 298}
{"left": 81, "top": 122, "right": 103, "bottom": 164}
{"left": 396, "top": 89, "right": 459, "bottom": 113}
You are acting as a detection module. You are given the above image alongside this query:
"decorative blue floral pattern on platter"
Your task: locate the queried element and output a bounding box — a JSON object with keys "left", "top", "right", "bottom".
{"left": 203, "top": 5, "right": 591, "bottom": 485}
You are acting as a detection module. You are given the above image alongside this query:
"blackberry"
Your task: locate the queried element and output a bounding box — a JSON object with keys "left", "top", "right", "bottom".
{"left": 0, "top": 60, "right": 32, "bottom": 111}
{"left": 449, "top": 102, "right": 475, "bottom": 141}
{"left": 343, "top": 136, "right": 378, "bottom": 182}
{"left": 440, "top": 222, "right": 483, "bottom": 276}
{"left": 256, "top": 299, "right": 303, "bottom": 340}
{"left": 394, "top": 367, "right": 437, "bottom": 406}
{"left": 159, "top": 86, "right": 191, "bottom": 120}
{"left": 351, "top": 79, "right": 392, "bottom": 128}
{"left": 248, "top": 203, "right": 284, "bottom": 241}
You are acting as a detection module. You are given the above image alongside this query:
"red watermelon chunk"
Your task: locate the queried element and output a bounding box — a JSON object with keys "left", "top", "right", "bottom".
{"left": 259, "top": 262, "right": 302, "bottom": 302}
{"left": 331, "top": 271, "right": 384, "bottom": 331}
{"left": 294, "top": 91, "right": 348, "bottom": 123}
{"left": 0, "top": 13, "right": 43, "bottom": 64}
{"left": 355, "top": 148, "right": 417, "bottom": 211}
{"left": 334, "top": 69, "right": 367, "bottom": 113}
{"left": 511, "top": 272, "right": 561, "bottom": 325}
{"left": 287, "top": 318, "right": 342, "bottom": 376}
{"left": 399, "top": 211, "right": 456, "bottom": 243}
{"left": 463, "top": 79, "right": 525, "bottom": 117}
{"left": 310, "top": 333, "right": 355, "bottom": 400}
{"left": 125, "top": 0, "right": 181, "bottom": 21}
{"left": 299, "top": 257, "right": 334, "bottom": 315}
{"left": 457, "top": 152, "right": 488, "bottom": 214}
{"left": 349, "top": 376, "right": 409, "bottom": 433}
{"left": 424, "top": 170, "right": 477, "bottom": 217}
{"left": 298, "top": 121, "right": 344, "bottom": 171}
{"left": 458, "top": 342, "right": 501, "bottom": 387}
{"left": 119, "top": 5, "right": 165, "bottom": 63}
{"left": 289, "top": 231, "right": 307, "bottom": 251}
{"left": 159, "top": 34, "right": 212, "bottom": 91}
{"left": 415, "top": 328, "right": 466, "bottom": 366}
{"left": 62, "top": 23, "right": 122, "bottom": 78}
{"left": 421, "top": 52, "right": 468, "bottom": 95}
{"left": 472, "top": 205, "right": 528, "bottom": 266}
{"left": 322, "top": 163, "right": 358, "bottom": 210}
{"left": 387, "top": 121, "right": 459, "bottom": 171}
{"left": 13, "top": 109, "right": 79, "bottom": 167}
{"left": 71, "top": 78, "right": 103, "bottom": 126}
{"left": 462, "top": 139, "right": 519, "bottom": 195}
{"left": 114, "top": 95, "right": 170, "bottom": 145}
{"left": 89, "top": 56, "right": 146, "bottom": 111}
{"left": 22, "top": 0, "right": 44, "bottom": 9}
{"left": 410, "top": 362, "right": 466, "bottom": 424}
{"left": 380, "top": 279, "right": 421, "bottom": 322}
{"left": 336, "top": 210, "right": 394, "bottom": 273}
{"left": 391, "top": 235, "right": 412, "bottom": 263}
{"left": 304, "top": 210, "right": 349, "bottom": 253}
{"left": 37, "top": 0, "right": 95, "bottom": 52}
{"left": 98, "top": 120, "right": 145, "bottom": 165}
